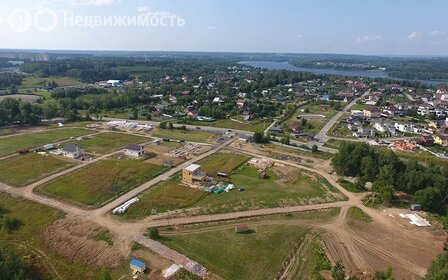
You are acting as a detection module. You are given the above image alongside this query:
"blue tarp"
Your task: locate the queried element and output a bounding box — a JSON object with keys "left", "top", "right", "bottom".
{"left": 130, "top": 259, "right": 145, "bottom": 268}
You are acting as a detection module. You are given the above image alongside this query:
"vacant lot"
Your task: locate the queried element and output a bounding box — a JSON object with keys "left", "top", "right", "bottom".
{"left": 0, "top": 128, "right": 92, "bottom": 157}
{"left": 40, "top": 159, "right": 166, "bottom": 206}
{"left": 0, "top": 154, "right": 74, "bottom": 187}
{"left": 0, "top": 94, "right": 41, "bottom": 102}
{"left": 197, "top": 152, "right": 249, "bottom": 175}
{"left": 68, "top": 132, "right": 148, "bottom": 154}
{"left": 187, "top": 118, "right": 270, "bottom": 133}
{"left": 122, "top": 176, "right": 208, "bottom": 220}
{"left": 195, "top": 165, "right": 344, "bottom": 214}
{"left": 160, "top": 224, "right": 313, "bottom": 280}
{"left": 20, "top": 76, "right": 84, "bottom": 88}
{"left": 346, "top": 206, "right": 372, "bottom": 229}
{"left": 153, "top": 129, "right": 217, "bottom": 143}
{"left": 0, "top": 193, "right": 120, "bottom": 279}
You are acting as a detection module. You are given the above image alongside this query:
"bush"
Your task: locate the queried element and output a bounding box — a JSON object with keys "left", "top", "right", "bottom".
{"left": 147, "top": 228, "right": 160, "bottom": 240}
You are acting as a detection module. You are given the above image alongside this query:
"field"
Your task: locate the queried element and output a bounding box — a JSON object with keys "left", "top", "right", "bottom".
{"left": 40, "top": 159, "right": 166, "bottom": 206}
{"left": 0, "top": 154, "right": 74, "bottom": 187}
{"left": 20, "top": 76, "right": 84, "bottom": 88}
{"left": 346, "top": 207, "right": 372, "bottom": 229}
{"left": 67, "top": 132, "right": 149, "bottom": 154}
{"left": 0, "top": 128, "right": 93, "bottom": 157}
{"left": 158, "top": 209, "right": 339, "bottom": 280}
{"left": 197, "top": 152, "right": 250, "bottom": 175}
{"left": 122, "top": 176, "right": 208, "bottom": 220}
{"left": 186, "top": 118, "right": 270, "bottom": 133}
{"left": 0, "top": 193, "right": 116, "bottom": 279}
{"left": 152, "top": 129, "right": 217, "bottom": 143}
{"left": 266, "top": 143, "right": 333, "bottom": 160}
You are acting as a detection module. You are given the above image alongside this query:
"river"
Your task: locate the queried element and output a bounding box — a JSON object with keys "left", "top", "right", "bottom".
{"left": 239, "top": 61, "right": 446, "bottom": 86}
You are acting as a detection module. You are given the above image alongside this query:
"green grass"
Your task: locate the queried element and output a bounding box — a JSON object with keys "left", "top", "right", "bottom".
{"left": 0, "top": 153, "right": 75, "bottom": 187}
{"left": 266, "top": 144, "right": 333, "bottom": 160}
{"left": 122, "top": 176, "right": 208, "bottom": 220}
{"left": 67, "top": 132, "right": 149, "bottom": 154}
{"left": 346, "top": 206, "right": 373, "bottom": 229}
{"left": 0, "top": 193, "right": 115, "bottom": 279}
{"left": 0, "top": 128, "right": 93, "bottom": 157}
{"left": 197, "top": 152, "right": 250, "bottom": 175}
{"left": 350, "top": 104, "right": 376, "bottom": 111}
{"left": 20, "top": 76, "right": 84, "bottom": 88}
{"left": 153, "top": 129, "right": 217, "bottom": 143}
{"left": 0, "top": 128, "right": 14, "bottom": 136}
{"left": 185, "top": 118, "right": 270, "bottom": 133}
{"left": 194, "top": 165, "right": 343, "bottom": 214}
{"left": 40, "top": 159, "right": 166, "bottom": 206}
{"left": 93, "top": 229, "right": 114, "bottom": 246}
{"left": 160, "top": 224, "right": 322, "bottom": 280}
{"left": 338, "top": 179, "right": 365, "bottom": 193}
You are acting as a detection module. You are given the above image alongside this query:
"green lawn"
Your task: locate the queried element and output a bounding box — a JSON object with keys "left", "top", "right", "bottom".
{"left": 160, "top": 225, "right": 311, "bottom": 280}
{"left": 40, "top": 159, "right": 166, "bottom": 206}
{"left": 152, "top": 129, "right": 217, "bottom": 143}
{"left": 350, "top": 104, "right": 376, "bottom": 111}
{"left": 346, "top": 206, "right": 373, "bottom": 229}
{"left": 197, "top": 152, "right": 250, "bottom": 175}
{"left": 0, "top": 128, "right": 93, "bottom": 157}
{"left": 0, "top": 154, "right": 74, "bottom": 187}
{"left": 67, "top": 132, "right": 149, "bottom": 154}
{"left": 122, "top": 176, "right": 208, "bottom": 220}
{"left": 0, "top": 193, "right": 115, "bottom": 279}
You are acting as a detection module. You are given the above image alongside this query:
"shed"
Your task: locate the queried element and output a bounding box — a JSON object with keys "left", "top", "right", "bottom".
{"left": 217, "top": 172, "right": 228, "bottom": 177}
{"left": 410, "top": 204, "right": 422, "bottom": 211}
{"left": 235, "top": 224, "right": 250, "bottom": 233}
{"left": 130, "top": 259, "right": 146, "bottom": 273}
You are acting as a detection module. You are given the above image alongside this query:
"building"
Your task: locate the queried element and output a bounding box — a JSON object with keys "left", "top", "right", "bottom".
{"left": 62, "top": 144, "right": 84, "bottom": 159}
{"left": 433, "top": 134, "right": 448, "bottom": 146}
{"left": 125, "top": 144, "right": 145, "bottom": 158}
{"left": 416, "top": 135, "right": 435, "bottom": 147}
{"left": 363, "top": 108, "right": 381, "bottom": 118}
{"left": 238, "top": 134, "right": 252, "bottom": 143}
{"left": 106, "top": 80, "right": 122, "bottom": 87}
{"left": 182, "top": 164, "right": 206, "bottom": 187}
{"left": 235, "top": 224, "right": 250, "bottom": 233}
{"left": 130, "top": 259, "right": 145, "bottom": 273}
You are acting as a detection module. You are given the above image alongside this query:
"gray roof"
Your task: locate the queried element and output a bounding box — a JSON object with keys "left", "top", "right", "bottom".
{"left": 63, "top": 144, "right": 80, "bottom": 153}
{"left": 126, "top": 144, "right": 143, "bottom": 151}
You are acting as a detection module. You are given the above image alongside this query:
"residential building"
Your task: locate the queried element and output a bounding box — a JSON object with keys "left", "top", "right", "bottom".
{"left": 182, "top": 164, "right": 207, "bottom": 187}
{"left": 433, "top": 134, "right": 448, "bottom": 146}
{"left": 62, "top": 144, "right": 84, "bottom": 159}
{"left": 363, "top": 108, "right": 381, "bottom": 118}
{"left": 125, "top": 144, "right": 145, "bottom": 158}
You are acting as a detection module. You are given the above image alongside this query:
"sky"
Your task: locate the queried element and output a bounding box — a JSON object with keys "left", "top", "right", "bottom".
{"left": 0, "top": 0, "right": 447, "bottom": 56}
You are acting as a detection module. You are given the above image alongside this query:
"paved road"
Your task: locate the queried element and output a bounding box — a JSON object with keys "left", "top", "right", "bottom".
{"left": 315, "top": 89, "right": 371, "bottom": 142}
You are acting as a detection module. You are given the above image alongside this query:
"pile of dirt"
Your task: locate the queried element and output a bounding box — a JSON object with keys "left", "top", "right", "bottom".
{"left": 42, "top": 218, "right": 127, "bottom": 267}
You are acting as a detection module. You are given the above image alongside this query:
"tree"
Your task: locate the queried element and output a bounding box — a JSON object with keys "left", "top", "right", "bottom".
{"left": 168, "top": 122, "right": 174, "bottom": 129}
{"left": 376, "top": 184, "right": 395, "bottom": 204}
{"left": 413, "top": 187, "right": 444, "bottom": 213}
{"left": 159, "top": 122, "right": 167, "bottom": 129}
{"left": 311, "top": 144, "right": 318, "bottom": 153}
{"left": 374, "top": 266, "right": 394, "bottom": 280}
{"left": 425, "top": 252, "right": 448, "bottom": 280}
{"left": 253, "top": 132, "right": 268, "bottom": 144}
{"left": 331, "top": 262, "right": 346, "bottom": 280}
{"left": 281, "top": 135, "right": 290, "bottom": 145}
{"left": 102, "top": 271, "right": 112, "bottom": 280}
{"left": 148, "top": 228, "right": 160, "bottom": 240}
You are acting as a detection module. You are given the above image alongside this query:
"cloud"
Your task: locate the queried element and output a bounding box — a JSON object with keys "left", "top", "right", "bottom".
{"left": 54, "top": 0, "right": 120, "bottom": 6}
{"left": 206, "top": 26, "right": 218, "bottom": 30}
{"left": 429, "top": 30, "right": 445, "bottom": 36}
{"left": 353, "top": 35, "right": 382, "bottom": 44}
{"left": 407, "top": 31, "right": 422, "bottom": 41}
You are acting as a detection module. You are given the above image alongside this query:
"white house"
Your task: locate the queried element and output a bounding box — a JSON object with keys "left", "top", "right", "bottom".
{"left": 125, "top": 144, "right": 145, "bottom": 158}
{"left": 106, "top": 80, "right": 122, "bottom": 87}
{"left": 62, "top": 144, "right": 84, "bottom": 159}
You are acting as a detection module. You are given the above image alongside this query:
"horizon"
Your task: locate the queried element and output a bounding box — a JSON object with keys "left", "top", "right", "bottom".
{"left": 1, "top": 0, "right": 448, "bottom": 56}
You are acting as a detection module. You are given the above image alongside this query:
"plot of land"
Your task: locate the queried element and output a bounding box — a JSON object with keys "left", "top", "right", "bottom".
{"left": 20, "top": 76, "right": 84, "bottom": 88}
{"left": 0, "top": 153, "right": 75, "bottom": 187}
{"left": 40, "top": 159, "right": 166, "bottom": 206}
{"left": 67, "top": 132, "right": 149, "bottom": 154}
{"left": 122, "top": 176, "right": 208, "bottom": 220}
{"left": 0, "top": 94, "right": 41, "bottom": 102}
{"left": 160, "top": 224, "right": 319, "bottom": 280}
{"left": 0, "top": 128, "right": 93, "bottom": 157}
{"left": 186, "top": 118, "right": 270, "bottom": 133}
{"left": 152, "top": 129, "right": 217, "bottom": 143}
{"left": 197, "top": 152, "right": 250, "bottom": 175}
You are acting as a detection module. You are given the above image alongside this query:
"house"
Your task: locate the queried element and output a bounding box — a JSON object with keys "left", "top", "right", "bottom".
{"left": 235, "top": 224, "right": 250, "bottom": 233}
{"left": 125, "top": 144, "right": 145, "bottom": 158}
{"left": 269, "top": 125, "right": 283, "bottom": 134}
{"left": 433, "top": 134, "right": 448, "bottom": 146}
{"left": 353, "top": 127, "right": 375, "bottom": 138}
{"left": 62, "top": 144, "right": 84, "bottom": 159}
{"left": 236, "top": 99, "right": 246, "bottom": 108}
{"left": 292, "top": 133, "right": 315, "bottom": 141}
{"left": 182, "top": 164, "right": 206, "bottom": 187}
{"left": 320, "top": 94, "right": 331, "bottom": 101}
{"left": 290, "top": 125, "right": 303, "bottom": 133}
{"left": 373, "top": 120, "right": 397, "bottom": 136}
{"left": 130, "top": 259, "right": 145, "bottom": 273}
{"left": 238, "top": 134, "right": 252, "bottom": 143}
{"left": 363, "top": 108, "right": 381, "bottom": 118}
{"left": 106, "top": 80, "right": 122, "bottom": 87}
{"left": 395, "top": 122, "right": 414, "bottom": 133}
{"left": 416, "top": 135, "right": 434, "bottom": 146}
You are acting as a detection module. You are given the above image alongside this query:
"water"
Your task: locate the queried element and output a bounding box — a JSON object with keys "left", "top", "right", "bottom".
{"left": 239, "top": 61, "right": 446, "bottom": 86}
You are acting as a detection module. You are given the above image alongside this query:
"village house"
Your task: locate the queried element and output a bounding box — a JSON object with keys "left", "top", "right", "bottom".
{"left": 433, "top": 134, "right": 448, "bottom": 146}
{"left": 125, "top": 144, "right": 145, "bottom": 158}
{"left": 416, "top": 135, "right": 435, "bottom": 147}
{"left": 236, "top": 99, "right": 246, "bottom": 108}
{"left": 182, "top": 164, "right": 207, "bottom": 187}
{"left": 372, "top": 119, "right": 397, "bottom": 136}
{"left": 62, "top": 144, "right": 84, "bottom": 159}
{"left": 353, "top": 127, "right": 375, "bottom": 138}
{"left": 363, "top": 108, "right": 381, "bottom": 118}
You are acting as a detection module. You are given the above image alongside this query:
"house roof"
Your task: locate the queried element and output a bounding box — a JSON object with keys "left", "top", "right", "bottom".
{"left": 130, "top": 259, "right": 145, "bottom": 268}
{"left": 126, "top": 144, "right": 143, "bottom": 151}
{"left": 185, "top": 164, "right": 201, "bottom": 172}
{"left": 63, "top": 144, "right": 79, "bottom": 153}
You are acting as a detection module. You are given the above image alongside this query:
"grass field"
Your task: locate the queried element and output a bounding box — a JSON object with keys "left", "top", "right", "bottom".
{"left": 346, "top": 206, "right": 373, "bottom": 229}
{"left": 197, "top": 152, "right": 250, "bottom": 175}
{"left": 67, "top": 132, "right": 149, "bottom": 154}
{"left": 0, "top": 154, "right": 74, "bottom": 187}
{"left": 160, "top": 224, "right": 321, "bottom": 280}
{"left": 266, "top": 144, "right": 333, "bottom": 160}
{"left": 350, "top": 104, "right": 376, "bottom": 111}
{"left": 186, "top": 118, "right": 270, "bottom": 133}
{"left": 153, "top": 129, "right": 217, "bottom": 143}
{"left": 0, "top": 128, "right": 93, "bottom": 157}
{"left": 40, "top": 159, "right": 166, "bottom": 206}
{"left": 122, "top": 176, "right": 208, "bottom": 220}
{"left": 338, "top": 179, "right": 365, "bottom": 193}
{"left": 0, "top": 193, "right": 118, "bottom": 279}
{"left": 20, "top": 76, "right": 84, "bottom": 88}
